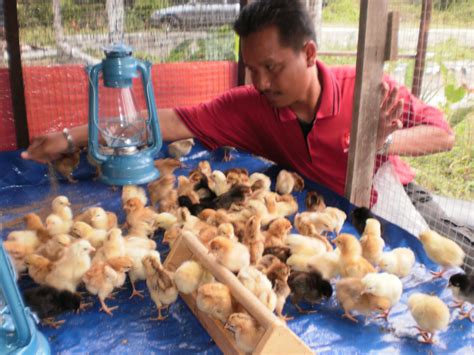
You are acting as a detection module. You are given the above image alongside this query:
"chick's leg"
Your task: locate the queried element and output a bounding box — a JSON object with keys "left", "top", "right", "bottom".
{"left": 129, "top": 280, "right": 145, "bottom": 299}
{"left": 430, "top": 267, "right": 446, "bottom": 279}
{"left": 342, "top": 311, "right": 359, "bottom": 323}
{"left": 150, "top": 306, "right": 168, "bottom": 321}
{"left": 42, "top": 317, "right": 65, "bottom": 328}
{"left": 458, "top": 307, "right": 474, "bottom": 322}
{"left": 294, "top": 303, "right": 317, "bottom": 315}
{"left": 374, "top": 309, "right": 390, "bottom": 321}
{"left": 99, "top": 297, "right": 118, "bottom": 316}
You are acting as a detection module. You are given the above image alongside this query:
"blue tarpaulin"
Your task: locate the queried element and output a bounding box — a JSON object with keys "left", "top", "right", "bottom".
{"left": 0, "top": 142, "right": 472, "bottom": 354}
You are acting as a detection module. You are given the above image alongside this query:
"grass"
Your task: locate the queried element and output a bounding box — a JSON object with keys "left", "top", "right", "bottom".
{"left": 404, "top": 106, "right": 474, "bottom": 199}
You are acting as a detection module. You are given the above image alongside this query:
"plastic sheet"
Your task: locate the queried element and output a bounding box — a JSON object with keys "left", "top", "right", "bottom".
{"left": 0, "top": 142, "right": 472, "bottom": 354}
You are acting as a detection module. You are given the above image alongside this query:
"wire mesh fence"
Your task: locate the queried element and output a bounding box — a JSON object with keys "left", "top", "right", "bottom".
{"left": 0, "top": 0, "right": 472, "bottom": 271}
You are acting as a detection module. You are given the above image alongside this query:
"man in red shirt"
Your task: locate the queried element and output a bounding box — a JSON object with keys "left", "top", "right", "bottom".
{"left": 22, "top": 0, "right": 470, "bottom": 267}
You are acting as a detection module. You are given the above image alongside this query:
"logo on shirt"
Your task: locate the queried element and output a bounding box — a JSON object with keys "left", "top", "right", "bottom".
{"left": 342, "top": 131, "right": 351, "bottom": 153}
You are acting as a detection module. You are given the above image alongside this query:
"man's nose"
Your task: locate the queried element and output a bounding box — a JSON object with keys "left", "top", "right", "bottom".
{"left": 253, "top": 72, "right": 271, "bottom": 92}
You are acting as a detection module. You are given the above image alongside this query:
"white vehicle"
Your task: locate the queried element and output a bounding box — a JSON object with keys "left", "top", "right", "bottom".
{"left": 150, "top": 0, "right": 240, "bottom": 29}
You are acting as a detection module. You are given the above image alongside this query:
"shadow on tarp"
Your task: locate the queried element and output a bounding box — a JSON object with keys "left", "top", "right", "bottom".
{"left": 0, "top": 142, "right": 471, "bottom": 354}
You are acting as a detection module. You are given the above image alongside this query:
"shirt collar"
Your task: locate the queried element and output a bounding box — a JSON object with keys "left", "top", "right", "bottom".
{"left": 276, "top": 60, "right": 341, "bottom": 122}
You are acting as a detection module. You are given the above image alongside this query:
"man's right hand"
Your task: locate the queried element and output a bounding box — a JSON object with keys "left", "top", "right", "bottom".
{"left": 20, "top": 131, "right": 70, "bottom": 164}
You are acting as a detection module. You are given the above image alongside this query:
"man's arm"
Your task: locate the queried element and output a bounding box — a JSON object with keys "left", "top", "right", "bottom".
{"left": 390, "top": 125, "right": 454, "bottom": 156}
{"left": 21, "top": 108, "right": 194, "bottom": 163}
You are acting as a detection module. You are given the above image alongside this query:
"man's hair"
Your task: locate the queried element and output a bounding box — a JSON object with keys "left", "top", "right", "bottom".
{"left": 234, "top": 0, "right": 317, "bottom": 51}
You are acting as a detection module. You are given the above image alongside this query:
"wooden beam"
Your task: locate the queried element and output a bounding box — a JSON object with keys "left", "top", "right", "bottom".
{"left": 4, "top": 0, "right": 29, "bottom": 148}
{"left": 344, "top": 0, "right": 389, "bottom": 207}
{"left": 384, "top": 11, "right": 399, "bottom": 61}
{"left": 412, "top": 0, "right": 432, "bottom": 98}
{"left": 237, "top": 0, "right": 249, "bottom": 86}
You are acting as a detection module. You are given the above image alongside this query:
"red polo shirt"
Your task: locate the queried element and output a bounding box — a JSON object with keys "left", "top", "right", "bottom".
{"left": 175, "top": 61, "right": 451, "bottom": 197}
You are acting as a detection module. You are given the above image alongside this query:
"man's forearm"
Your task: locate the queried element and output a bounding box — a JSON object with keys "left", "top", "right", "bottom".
{"left": 389, "top": 125, "right": 455, "bottom": 156}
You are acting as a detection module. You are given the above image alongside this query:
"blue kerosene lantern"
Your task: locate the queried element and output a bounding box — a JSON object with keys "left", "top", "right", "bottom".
{"left": 87, "top": 44, "right": 162, "bottom": 185}
{"left": 0, "top": 245, "right": 50, "bottom": 354}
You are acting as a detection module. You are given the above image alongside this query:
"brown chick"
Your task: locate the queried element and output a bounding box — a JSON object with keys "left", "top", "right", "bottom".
{"left": 168, "top": 138, "right": 194, "bottom": 159}
{"left": 305, "top": 191, "right": 326, "bottom": 212}
{"left": 408, "top": 293, "right": 450, "bottom": 343}
{"left": 360, "top": 218, "right": 385, "bottom": 266}
{"left": 242, "top": 215, "right": 265, "bottom": 265}
{"left": 123, "top": 197, "right": 160, "bottom": 231}
{"left": 262, "top": 218, "right": 292, "bottom": 248}
{"left": 143, "top": 254, "right": 178, "bottom": 320}
{"left": 209, "top": 237, "right": 250, "bottom": 273}
{"left": 25, "top": 254, "right": 53, "bottom": 285}
{"left": 83, "top": 256, "right": 133, "bottom": 315}
{"left": 154, "top": 158, "right": 182, "bottom": 176}
{"left": 148, "top": 174, "right": 176, "bottom": 207}
{"left": 162, "top": 224, "right": 182, "bottom": 247}
{"left": 177, "top": 175, "right": 200, "bottom": 204}
{"left": 158, "top": 189, "right": 179, "bottom": 214}
{"left": 265, "top": 261, "right": 291, "bottom": 320}
{"left": 225, "top": 313, "right": 265, "bottom": 353}
{"left": 52, "top": 150, "right": 80, "bottom": 183}
{"left": 106, "top": 211, "right": 118, "bottom": 230}
{"left": 197, "top": 160, "right": 212, "bottom": 178}
{"left": 263, "top": 246, "right": 292, "bottom": 264}
{"left": 336, "top": 277, "right": 391, "bottom": 323}
{"left": 419, "top": 229, "right": 465, "bottom": 278}
{"left": 225, "top": 168, "right": 249, "bottom": 186}
{"left": 256, "top": 254, "right": 284, "bottom": 275}
{"left": 275, "top": 169, "right": 304, "bottom": 194}
{"left": 196, "top": 282, "right": 234, "bottom": 323}
{"left": 24, "top": 213, "right": 50, "bottom": 243}
{"left": 334, "top": 233, "right": 375, "bottom": 278}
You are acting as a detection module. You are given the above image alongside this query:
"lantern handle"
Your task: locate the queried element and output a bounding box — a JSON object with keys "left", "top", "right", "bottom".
{"left": 87, "top": 63, "right": 107, "bottom": 164}
{"left": 137, "top": 60, "right": 162, "bottom": 152}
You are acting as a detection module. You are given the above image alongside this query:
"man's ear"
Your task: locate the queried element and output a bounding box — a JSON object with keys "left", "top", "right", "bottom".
{"left": 304, "top": 40, "right": 317, "bottom": 67}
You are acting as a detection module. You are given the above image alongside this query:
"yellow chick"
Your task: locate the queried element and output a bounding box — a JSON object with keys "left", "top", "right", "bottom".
{"left": 378, "top": 247, "right": 415, "bottom": 278}
{"left": 336, "top": 277, "right": 391, "bottom": 323}
{"left": 196, "top": 282, "right": 234, "bottom": 323}
{"left": 225, "top": 313, "right": 265, "bottom": 353}
{"left": 45, "top": 239, "right": 95, "bottom": 292}
{"left": 83, "top": 256, "right": 133, "bottom": 315}
{"left": 51, "top": 195, "right": 73, "bottom": 222}
{"left": 168, "top": 138, "right": 194, "bottom": 159}
{"left": 308, "top": 249, "right": 341, "bottom": 280}
{"left": 173, "top": 260, "right": 215, "bottom": 294}
{"left": 209, "top": 236, "right": 250, "bottom": 273}
{"left": 46, "top": 214, "right": 71, "bottom": 236}
{"left": 361, "top": 272, "right": 403, "bottom": 320}
{"left": 419, "top": 229, "right": 465, "bottom": 278}
{"left": 158, "top": 189, "right": 179, "bottom": 214}
{"left": 360, "top": 218, "right": 385, "bottom": 266}
{"left": 124, "top": 240, "right": 158, "bottom": 299}
{"left": 143, "top": 254, "right": 179, "bottom": 320}
{"left": 209, "top": 170, "right": 231, "bottom": 196}
{"left": 122, "top": 185, "right": 148, "bottom": 207}
{"left": 4, "top": 230, "right": 41, "bottom": 274}
{"left": 334, "top": 233, "right": 375, "bottom": 278}
{"left": 25, "top": 254, "right": 53, "bottom": 284}
{"left": 275, "top": 169, "right": 304, "bottom": 194}
{"left": 35, "top": 233, "right": 71, "bottom": 262}
{"left": 408, "top": 293, "right": 450, "bottom": 344}
{"left": 323, "top": 207, "right": 347, "bottom": 234}
{"left": 92, "top": 228, "right": 126, "bottom": 264}
{"left": 71, "top": 221, "right": 107, "bottom": 249}
{"left": 284, "top": 233, "right": 327, "bottom": 257}
{"left": 237, "top": 266, "right": 277, "bottom": 312}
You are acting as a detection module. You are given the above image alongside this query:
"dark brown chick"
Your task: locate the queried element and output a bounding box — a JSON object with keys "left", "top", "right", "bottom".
{"left": 154, "top": 158, "right": 182, "bottom": 176}
{"left": 52, "top": 150, "right": 81, "bottom": 183}
{"left": 263, "top": 246, "right": 291, "bottom": 263}
{"left": 305, "top": 191, "right": 326, "bottom": 212}
{"left": 213, "top": 184, "right": 252, "bottom": 210}
{"left": 287, "top": 271, "right": 333, "bottom": 314}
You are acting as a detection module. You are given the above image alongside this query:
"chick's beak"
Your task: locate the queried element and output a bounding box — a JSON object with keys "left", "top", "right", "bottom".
{"left": 89, "top": 246, "right": 96, "bottom": 253}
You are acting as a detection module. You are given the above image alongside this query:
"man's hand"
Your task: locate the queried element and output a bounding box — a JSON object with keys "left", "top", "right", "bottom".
{"left": 377, "top": 82, "right": 404, "bottom": 151}
{"left": 21, "top": 131, "right": 69, "bottom": 164}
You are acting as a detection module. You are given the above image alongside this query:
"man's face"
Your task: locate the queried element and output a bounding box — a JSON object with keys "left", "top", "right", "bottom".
{"left": 241, "top": 26, "right": 313, "bottom": 108}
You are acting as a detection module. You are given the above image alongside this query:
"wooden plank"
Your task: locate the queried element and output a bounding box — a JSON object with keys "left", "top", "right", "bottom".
{"left": 384, "top": 11, "right": 400, "bottom": 61}
{"left": 412, "top": 0, "right": 433, "bottom": 98}
{"left": 344, "top": 0, "right": 389, "bottom": 207}
{"left": 164, "top": 232, "right": 313, "bottom": 354}
{"left": 3, "top": 0, "right": 29, "bottom": 148}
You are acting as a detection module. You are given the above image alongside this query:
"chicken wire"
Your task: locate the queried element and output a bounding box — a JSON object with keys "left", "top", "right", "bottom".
{"left": 315, "top": 0, "right": 473, "bottom": 273}
{"left": 0, "top": 0, "right": 239, "bottom": 142}
{"left": 0, "top": 1, "right": 472, "bottom": 270}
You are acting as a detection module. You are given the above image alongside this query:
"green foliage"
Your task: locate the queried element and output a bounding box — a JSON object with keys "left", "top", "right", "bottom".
{"left": 404, "top": 110, "right": 473, "bottom": 199}
{"left": 323, "top": 0, "right": 359, "bottom": 25}
{"left": 18, "top": 2, "right": 53, "bottom": 28}
{"left": 126, "top": 0, "right": 170, "bottom": 30}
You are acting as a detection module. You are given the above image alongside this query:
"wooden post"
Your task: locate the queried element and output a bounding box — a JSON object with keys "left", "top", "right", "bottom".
{"left": 344, "top": 0, "right": 389, "bottom": 207}
{"left": 412, "top": 0, "right": 432, "bottom": 98}
{"left": 237, "top": 0, "right": 249, "bottom": 86}
{"left": 4, "top": 0, "right": 29, "bottom": 148}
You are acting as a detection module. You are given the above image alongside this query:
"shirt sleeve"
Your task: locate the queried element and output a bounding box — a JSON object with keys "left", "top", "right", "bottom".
{"left": 383, "top": 75, "right": 452, "bottom": 134}
{"left": 174, "top": 85, "right": 265, "bottom": 152}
